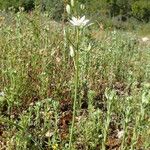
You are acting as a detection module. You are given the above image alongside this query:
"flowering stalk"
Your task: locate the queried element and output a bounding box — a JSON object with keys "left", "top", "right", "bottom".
{"left": 66, "top": 3, "right": 92, "bottom": 146}
{"left": 68, "top": 15, "right": 92, "bottom": 149}
{"left": 69, "top": 26, "right": 80, "bottom": 149}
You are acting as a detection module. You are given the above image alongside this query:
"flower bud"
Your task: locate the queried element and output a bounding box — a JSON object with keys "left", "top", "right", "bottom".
{"left": 80, "top": 4, "right": 85, "bottom": 10}
{"left": 87, "top": 43, "right": 92, "bottom": 51}
{"left": 66, "top": 4, "right": 71, "bottom": 14}
{"left": 69, "top": 45, "right": 74, "bottom": 57}
{"left": 71, "top": 0, "right": 74, "bottom": 7}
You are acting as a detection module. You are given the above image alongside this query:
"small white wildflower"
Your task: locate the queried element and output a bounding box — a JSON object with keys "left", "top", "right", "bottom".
{"left": 45, "top": 131, "right": 53, "bottom": 138}
{"left": 0, "top": 91, "right": 4, "bottom": 97}
{"left": 66, "top": 4, "right": 71, "bottom": 14}
{"left": 98, "top": 134, "right": 103, "bottom": 138}
{"left": 19, "top": 7, "right": 24, "bottom": 12}
{"left": 69, "top": 45, "right": 74, "bottom": 57}
{"left": 70, "top": 16, "right": 90, "bottom": 27}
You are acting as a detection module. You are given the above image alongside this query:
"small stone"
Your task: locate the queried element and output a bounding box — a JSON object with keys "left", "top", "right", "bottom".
{"left": 117, "top": 130, "right": 124, "bottom": 139}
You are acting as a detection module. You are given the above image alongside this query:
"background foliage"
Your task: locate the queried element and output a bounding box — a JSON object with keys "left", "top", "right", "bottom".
{"left": 0, "top": 0, "right": 150, "bottom": 149}
{"left": 0, "top": 0, "right": 150, "bottom": 22}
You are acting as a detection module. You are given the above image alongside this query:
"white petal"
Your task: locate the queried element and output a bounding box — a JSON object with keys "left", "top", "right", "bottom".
{"left": 70, "top": 16, "right": 91, "bottom": 27}
{"left": 81, "top": 16, "right": 85, "bottom": 20}
{"left": 72, "top": 17, "right": 77, "bottom": 22}
{"left": 83, "top": 19, "right": 89, "bottom": 26}
{"left": 80, "top": 16, "right": 85, "bottom": 22}
{"left": 70, "top": 20, "right": 75, "bottom": 25}
{"left": 87, "top": 22, "right": 94, "bottom": 27}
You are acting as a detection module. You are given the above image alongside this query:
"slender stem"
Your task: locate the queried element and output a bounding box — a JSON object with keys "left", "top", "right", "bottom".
{"left": 69, "top": 27, "right": 79, "bottom": 150}
{"left": 102, "top": 107, "right": 111, "bottom": 150}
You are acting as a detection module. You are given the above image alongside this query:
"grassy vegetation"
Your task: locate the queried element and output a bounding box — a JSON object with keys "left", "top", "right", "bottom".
{"left": 0, "top": 5, "right": 150, "bottom": 150}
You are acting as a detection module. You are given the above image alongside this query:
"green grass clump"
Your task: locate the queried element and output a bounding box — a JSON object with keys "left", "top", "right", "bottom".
{"left": 0, "top": 9, "right": 150, "bottom": 150}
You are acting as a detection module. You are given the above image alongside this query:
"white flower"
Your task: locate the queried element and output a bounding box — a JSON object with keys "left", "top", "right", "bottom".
{"left": 0, "top": 91, "right": 4, "bottom": 97}
{"left": 70, "top": 16, "right": 90, "bottom": 27}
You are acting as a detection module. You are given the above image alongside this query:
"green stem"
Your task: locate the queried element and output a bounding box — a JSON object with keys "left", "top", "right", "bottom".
{"left": 69, "top": 27, "right": 79, "bottom": 150}
{"left": 102, "top": 107, "right": 111, "bottom": 150}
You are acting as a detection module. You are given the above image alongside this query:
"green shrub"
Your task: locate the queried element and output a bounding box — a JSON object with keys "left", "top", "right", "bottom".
{"left": 0, "top": 0, "right": 34, "bottom": 11}
{"left": 0, "top": 0, "right": 19, "bottom": 10}
{"left": 19, "top": 0, "right": 34, "bottom": 11}
{"left": 131, "top": 0, "right": 150, "bottom": 22}
{"left": 0, "top": 0, "right": 64, "bottom": 20}
{"left": 44, "top": 0, "right": 64, "bottom": 20}
{"left": 0, "top": 0, "right": 150, "bottom": 23}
